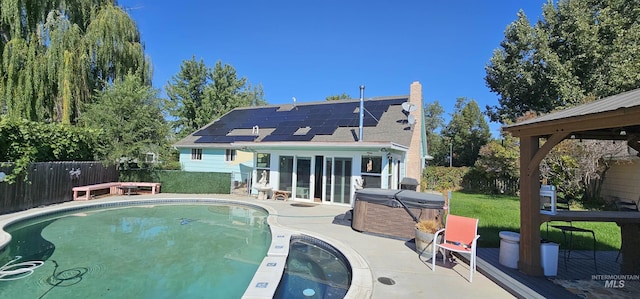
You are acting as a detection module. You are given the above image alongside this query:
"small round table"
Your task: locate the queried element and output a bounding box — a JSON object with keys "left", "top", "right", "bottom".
{"left": 119, "top": 185, "right": 139, "bottom": 196}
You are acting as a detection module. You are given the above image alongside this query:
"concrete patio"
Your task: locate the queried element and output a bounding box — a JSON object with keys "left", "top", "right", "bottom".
{"left": 3, "top": 193, "right": 637, "bottom": 298}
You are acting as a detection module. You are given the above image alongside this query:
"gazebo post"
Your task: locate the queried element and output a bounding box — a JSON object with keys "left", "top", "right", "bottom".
{"left": 518, "top": 136, "right": 544, "bottom": 276}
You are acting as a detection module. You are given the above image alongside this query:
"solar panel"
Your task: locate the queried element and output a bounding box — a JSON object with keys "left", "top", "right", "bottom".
{"left": 271, "top": 126, "right": 298, "bottom": 135}
{"left": 262, "top": 134, "right": 314, "bottom": 142}
{"left": 312, "top": 126, "right": 337, "bottom": 135}
{"left": 194, "top": 135, "right": 257, "bottom": 143}
{"left": 188, "top": 98, "right": 407, "bottom": 144}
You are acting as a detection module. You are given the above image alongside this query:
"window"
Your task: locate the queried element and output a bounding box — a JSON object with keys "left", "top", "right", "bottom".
{"left": 256, "top": 153, "right": 270, "bottom": 168}
{"left": 225, "top": 149, "right": 236, "bottom": 161}
{"left": 191, "top": 148, "right": 202, "bottom": 160}
{"left": 145, "top": 152, "right": 158, "bottom": 163}
{"left": 279, "top": 156, "right": 294, "bottom": 191}
{"left": 256, "top": 153, "right": 271, "bottom": 186}
{"left": 387, "top": 156, "right": 394, "bottom": 188}
{"left": 361, "top": 156, "right": 382, "bottom": 188}
{"left": 361, "top": 156, "right": 382, "bottom": 173}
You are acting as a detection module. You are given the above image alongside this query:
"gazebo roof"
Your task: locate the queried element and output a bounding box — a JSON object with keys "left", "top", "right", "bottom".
{"left": 504, "top": 88, "right": 640, "bottom": 140}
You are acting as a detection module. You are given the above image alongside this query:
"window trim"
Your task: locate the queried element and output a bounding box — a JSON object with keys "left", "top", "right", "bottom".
{"left": 191, "top": 148, "right": 203, "bottom": 160}
{"left": 255, "top": 153, "right": 271, "bottom": 187}
{"left": 225, "top": 149, "right": 237, "bottom": 162}
{"left": 361, "top": 155, "right": 383, "bottom": 188}
{"left": 361, "top": 156, "right": 382, "bottom": 176}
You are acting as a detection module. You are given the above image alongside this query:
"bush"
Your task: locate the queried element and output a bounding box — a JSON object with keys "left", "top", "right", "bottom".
{"left": 120, "top": 170, "right": 231, "bottom": 194}
{"left": 158, "top": 160, "right": 182, "bottom": 170}
{"left": 423, "top": 165, "right": 518, "bottom": 195}
{"left": 0, "top": 118, "right": 99, "bottom": 182}
{"left": 422, "top": 166, "right": 467, "bottom": 191}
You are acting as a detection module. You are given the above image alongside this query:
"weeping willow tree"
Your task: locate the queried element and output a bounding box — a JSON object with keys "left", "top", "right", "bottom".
{"left": 0, "top": 0, "right": 150, "bottom": 124}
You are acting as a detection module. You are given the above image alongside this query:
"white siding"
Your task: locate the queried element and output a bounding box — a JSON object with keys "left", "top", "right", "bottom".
{"left": 601, "top": 158, "right": 640, "bottom": 203}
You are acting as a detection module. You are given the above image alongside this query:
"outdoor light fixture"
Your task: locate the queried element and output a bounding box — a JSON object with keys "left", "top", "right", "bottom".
{"left": 620, "top": 129, "right": 627, "bottom": 136}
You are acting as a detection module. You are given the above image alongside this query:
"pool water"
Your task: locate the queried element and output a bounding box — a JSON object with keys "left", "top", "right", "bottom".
{"left": 0, "top": 204, "right": 271, "bottom": 298}
{"left": 275, "top": 237, "right": 351, "bottom": 299}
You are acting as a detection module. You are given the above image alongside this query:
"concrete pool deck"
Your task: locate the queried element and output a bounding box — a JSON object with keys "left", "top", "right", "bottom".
{"left": 0, "top": 193, "right": 515, "bottom": 298}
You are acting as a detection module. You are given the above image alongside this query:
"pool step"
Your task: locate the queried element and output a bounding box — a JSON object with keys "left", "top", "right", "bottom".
{"left": 242, "top": 229, "right": 292, "bottom": 299}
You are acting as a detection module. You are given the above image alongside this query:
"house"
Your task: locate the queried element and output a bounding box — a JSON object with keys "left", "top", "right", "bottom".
{"left": 174, "top": 82, "right": 428, "bottom": 205}
{"left": 600, "top": 149, "right": 640, "bottom": 205}
{"left": 174, "top": 138, "right": 255, "bottom": 191}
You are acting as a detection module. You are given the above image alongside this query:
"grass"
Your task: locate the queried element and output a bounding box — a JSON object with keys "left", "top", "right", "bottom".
{"left": 449, "top": 191, "right": 621, "bottom": 251}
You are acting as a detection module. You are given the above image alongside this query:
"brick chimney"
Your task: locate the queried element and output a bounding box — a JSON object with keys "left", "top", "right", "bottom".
{"left": 405, "top": 81, "right": 424, "bottom": 191}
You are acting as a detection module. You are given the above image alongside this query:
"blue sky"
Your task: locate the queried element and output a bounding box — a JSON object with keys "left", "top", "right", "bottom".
{"left": 119, "top": 0, "right": 547, "bottom": 135}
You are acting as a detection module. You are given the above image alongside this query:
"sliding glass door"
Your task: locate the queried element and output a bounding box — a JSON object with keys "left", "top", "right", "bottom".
{"left": 279, "top": 156, "right": 293, "bottom": 192}
{"left": 324, "top": 157, "right": 352, "bottom": 204}
{"left": 296, "top": 157, "right": 311, "bottom": 199}
{"left": 279, "top": 155, "right": 312, "bottom": 200}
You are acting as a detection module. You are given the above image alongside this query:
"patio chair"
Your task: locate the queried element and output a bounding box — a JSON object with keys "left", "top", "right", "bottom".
{"left": 432, "top": 214, "right": 480, "bottom": 282}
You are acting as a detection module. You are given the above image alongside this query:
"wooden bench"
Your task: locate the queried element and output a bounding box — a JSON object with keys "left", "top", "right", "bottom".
{"left": 73, "top": 182, "right": 162, "bottom": 200}
{"left": 72, "top": 183, "right": 121, "bottom": 201}
{"left": 119, "top": 182, "right": 161, "bottom": 195}
{"left": 272, "top": 190, "right": 291, "bottom": 201}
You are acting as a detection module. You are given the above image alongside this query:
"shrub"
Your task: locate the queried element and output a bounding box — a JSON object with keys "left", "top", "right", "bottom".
{"left": 422, "top": 166, "right": 467, "bottom": 191}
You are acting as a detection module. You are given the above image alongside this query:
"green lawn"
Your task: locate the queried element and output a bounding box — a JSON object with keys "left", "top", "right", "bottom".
{"left": 449, "top": 191, "right": 621, "bottom": 251}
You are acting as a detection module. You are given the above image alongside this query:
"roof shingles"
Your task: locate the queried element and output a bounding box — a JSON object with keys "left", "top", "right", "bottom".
{"left": 174, "top": 96, "right": 414, "bottom": 148}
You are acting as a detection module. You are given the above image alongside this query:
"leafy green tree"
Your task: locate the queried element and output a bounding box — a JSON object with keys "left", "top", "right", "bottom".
{"left": 0, "top": 1, "right": 150, "bottom": 123}
{"left": 441, "top": 98, "right": 491, "bottom": 167}
{"left": 208, "top": 60, "right": 267, "bottom": 114}
{"left": 242, "top": 82, "right": 267, "bottom": 107}
{"left": 423, "top": 101, "right": 447, "bottom": 166}
{"left": 474, "top": 131, "right": 520, "bottom": 182}
{"left": 79, "top": 74, "right": 168, "bottom": 167}
{"left": 0, "top": 118, "right": 99, "bottom": 182}
{"left": 165, "top": 57, "right": 210, "bottom": 135}
{"left": 165, "top": 57, "right": 267, "bottom": 137}
{"left": 485, "top": 0, "right": 640, "bottom": 123}
{"left": 325, "top": 92, "right": 350, "bottom": 101}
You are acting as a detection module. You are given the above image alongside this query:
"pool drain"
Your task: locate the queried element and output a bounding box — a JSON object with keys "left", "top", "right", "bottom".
{"left": 377, "top": 277, "right": 396, "bottom": 285}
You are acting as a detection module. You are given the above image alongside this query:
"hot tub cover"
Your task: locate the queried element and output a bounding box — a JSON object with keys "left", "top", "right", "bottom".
{"left": 354, "top": 188, "right": 444, "bottom": 209}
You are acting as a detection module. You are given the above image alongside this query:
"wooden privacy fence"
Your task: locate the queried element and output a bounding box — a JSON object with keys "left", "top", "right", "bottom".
{"left": 461, "top": 178, "right": 519, "bottom": 195}
{"left": 0, "top": 162, "right": 118, "bottom": 215}
{"left": 425, "top": 176, "right": 519, "bottom": 195}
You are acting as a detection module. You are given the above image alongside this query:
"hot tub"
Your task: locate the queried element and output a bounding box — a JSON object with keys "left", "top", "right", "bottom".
{"left": 351, "top": 189, "right": 445, "bottom": 239}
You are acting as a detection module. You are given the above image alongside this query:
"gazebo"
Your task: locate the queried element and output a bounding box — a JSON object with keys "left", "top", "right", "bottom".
{"left": 503, "top": 88, "right": 640, "bottom": 276}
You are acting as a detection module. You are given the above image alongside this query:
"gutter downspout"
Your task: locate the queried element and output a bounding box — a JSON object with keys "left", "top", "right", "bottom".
{"left": 421, "top": 103, "right": 428, "bottom": 168}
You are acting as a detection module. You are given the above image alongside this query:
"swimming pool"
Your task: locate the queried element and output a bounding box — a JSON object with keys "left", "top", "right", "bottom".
{"left": 0, "top": 199, "right": 354, "bottom": 298}
{"left": 0, "top": 202, "right": 271, "bottom": 298}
